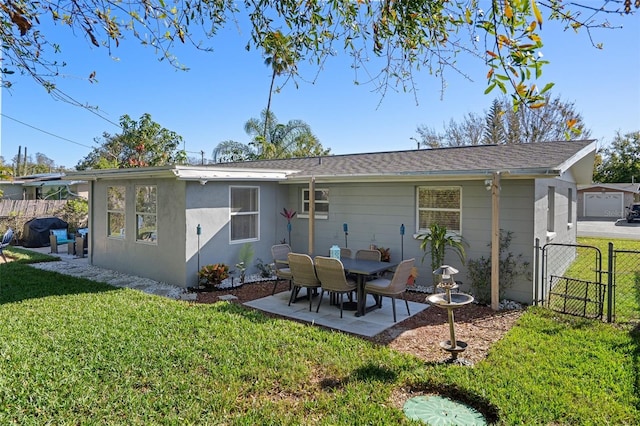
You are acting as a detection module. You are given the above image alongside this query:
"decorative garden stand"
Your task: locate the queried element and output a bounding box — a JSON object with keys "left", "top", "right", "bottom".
{"left": 426, "top": 265, "right": 474, "bottom": 364}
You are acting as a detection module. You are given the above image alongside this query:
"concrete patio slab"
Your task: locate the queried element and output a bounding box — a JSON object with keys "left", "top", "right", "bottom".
{"left": 245, "top": 290, "right": 430, "bottom": 337}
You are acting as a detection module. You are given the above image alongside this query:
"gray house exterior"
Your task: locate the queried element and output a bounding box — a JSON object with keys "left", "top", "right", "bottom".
{"left": 70, "top": 140, "right": 596, "bottom": 305}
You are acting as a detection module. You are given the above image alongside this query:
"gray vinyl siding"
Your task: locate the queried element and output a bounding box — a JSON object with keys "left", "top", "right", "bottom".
{"left": 287, "top": 179, "right": 537, "bottom": 303}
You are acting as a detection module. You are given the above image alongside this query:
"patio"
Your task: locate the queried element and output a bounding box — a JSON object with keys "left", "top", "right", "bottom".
{"left": 245, "top": 289, "right": 430, "bottom": 337}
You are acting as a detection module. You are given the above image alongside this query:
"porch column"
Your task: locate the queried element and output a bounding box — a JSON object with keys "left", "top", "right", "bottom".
{"left": 491, "top": 171, "right": 501, "bottom": 310}
{"left": 308, "top": 176, "right": 315, "bottom": 255}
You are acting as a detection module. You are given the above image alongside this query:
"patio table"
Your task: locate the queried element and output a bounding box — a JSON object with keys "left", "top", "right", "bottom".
{"left": 340, "top": 257, "right": 398, "bottom": 317}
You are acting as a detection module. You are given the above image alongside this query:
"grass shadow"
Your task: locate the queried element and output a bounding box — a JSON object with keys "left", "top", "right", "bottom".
{"left": 0, "top": 262, "right": 118, "bottom": 304}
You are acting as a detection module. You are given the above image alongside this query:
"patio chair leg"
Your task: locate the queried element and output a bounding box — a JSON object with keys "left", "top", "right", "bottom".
{"left": 272, "top": 279, "right": 279, "bottom": 295}
{"left": 392, "top": 297, "right": 397, "bottom": 322}
{"left": 339, "top": 293, "right": 344, "bottom": 318}
{"left": 288, "top": 286, "right": 300, "bottom": 306}
{"left": 316, "top": 289, "right": 326, "bottom": 313}
{"left": 402, "top": 293, "right": 410, "bottom": 316}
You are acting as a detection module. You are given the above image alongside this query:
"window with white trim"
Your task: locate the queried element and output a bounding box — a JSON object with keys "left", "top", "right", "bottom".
{"left": 567, "top": 188, "right": 573, "bottom": 225}
{"left": 230, "top": 186, "right": 259, "bottom": 242}
{"left": 299, "top": 188, "right": 329, "bottom": 219}
{"left": 107, "top": 186, "right": 126, "bottom": 238}
{"left": 136, "top": 185, "right": 157, "bottom": 244}
{"left": 416, "top": 186, "right": 462, "bottom": 233}
{"left": 547, "top": 186, "right": 555, "bottom": 232}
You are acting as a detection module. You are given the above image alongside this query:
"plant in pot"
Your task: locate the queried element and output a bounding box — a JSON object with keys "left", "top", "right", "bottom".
{"left": 418, "top": 222, "right": 467, "bottom": 286}
{"left": 198, "top": 263, "right": 230, "bottom": 289}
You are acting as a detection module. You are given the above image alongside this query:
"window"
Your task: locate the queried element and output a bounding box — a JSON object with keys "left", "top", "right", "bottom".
{"left": 567, "top": 188, "right": 573, "bottom": 224}
{"left": 547, "top": 186, "right": 556, "bottom": 232}
{"left": 107, "top": 186, "right": 126, "bottom": 238}
{"left": 136, "top": 185, "right": 157, "bottom": 243}
{"left": 230, "top": 186, "right": 259, "bottom": 242}
{"left": 300, "top": 188, "right": 329, "bottom": 219}
{"left": 417, "top": 186, "right": 461, "bottom": 233}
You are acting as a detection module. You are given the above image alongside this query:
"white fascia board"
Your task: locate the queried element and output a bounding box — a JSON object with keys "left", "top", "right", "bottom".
{"left": 281, "top": 168, "right": 562, "bottom": 184}
{"left": 172, "top": 167, "right": 292, "bottom": 182}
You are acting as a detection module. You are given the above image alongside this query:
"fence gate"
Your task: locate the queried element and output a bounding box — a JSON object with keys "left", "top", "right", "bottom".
{"left": 537, "top": 242, "right": 605, "bottom": 320}
{"left": 611, "top": 246, "right": 640, "bottom": 325}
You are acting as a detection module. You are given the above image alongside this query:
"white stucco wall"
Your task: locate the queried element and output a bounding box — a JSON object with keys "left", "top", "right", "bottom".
{"left": 90, "top": 178, "right": 187, "bottom": 286}
{"left": 184, "top": 180, "right": 290, "bottom": 288}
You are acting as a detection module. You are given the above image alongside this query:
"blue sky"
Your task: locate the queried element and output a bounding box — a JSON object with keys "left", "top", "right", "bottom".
{"left": 1, "top": 10, "right": 639, "bottom": 169}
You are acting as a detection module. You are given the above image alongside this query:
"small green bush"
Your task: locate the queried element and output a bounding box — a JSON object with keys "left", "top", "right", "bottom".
{"left": 467, "top": 229, "right": 530, "bottom": 305}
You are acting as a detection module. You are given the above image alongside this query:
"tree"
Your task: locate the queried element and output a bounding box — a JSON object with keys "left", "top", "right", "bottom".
{"left": 594, "top": 131, "right": 640, "bottom": 183}
{"left": 76, "top": 113, "right": 187, "bottom": 170}
{"left": 483, "top": 99, "right": 506, "bottom": 145}
{"left": 414, "top": 94, "right": 591, "bottom": 147}
{"left": 2, "top": 1, "right": 636, "bottom": 110}
{"left": 212, "top": 141, "right": 255, "bottom": 164}
{"left": 243, "top": 110, "right": 330, "bottom": 159}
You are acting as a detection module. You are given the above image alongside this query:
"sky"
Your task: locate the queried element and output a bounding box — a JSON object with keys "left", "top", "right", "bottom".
{"left": 1, "top": 7, "right": 639, "bottom": 170}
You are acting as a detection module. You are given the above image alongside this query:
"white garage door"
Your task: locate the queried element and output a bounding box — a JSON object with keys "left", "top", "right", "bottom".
{"left": 584, "top": 192, "right": 624, "bottom": 218}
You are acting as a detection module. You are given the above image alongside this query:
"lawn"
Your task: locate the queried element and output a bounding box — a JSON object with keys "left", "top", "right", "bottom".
{"left": 0, "top": 245, "right": 638, "bottom": 425}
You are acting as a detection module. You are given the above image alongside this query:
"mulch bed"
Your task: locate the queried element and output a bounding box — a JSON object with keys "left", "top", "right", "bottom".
{"left": 194, "top": 279, "right": 524, "bottom": 365}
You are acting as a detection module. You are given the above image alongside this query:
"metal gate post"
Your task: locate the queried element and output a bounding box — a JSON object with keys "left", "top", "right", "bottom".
{"left": 607, "top": 242, "right": 613, "bottom": 323}
{"left": 534, "top": 238, "right": 540, "bottom": 306}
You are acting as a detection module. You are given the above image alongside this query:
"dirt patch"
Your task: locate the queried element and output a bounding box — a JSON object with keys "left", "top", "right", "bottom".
{"left": 195, "top": 280, "right": 523, "bottom": 365}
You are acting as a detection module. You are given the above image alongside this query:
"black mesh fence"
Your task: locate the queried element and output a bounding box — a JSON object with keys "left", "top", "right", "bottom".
{"left": 611, "top": 248, "right": 640, "bottom": 325}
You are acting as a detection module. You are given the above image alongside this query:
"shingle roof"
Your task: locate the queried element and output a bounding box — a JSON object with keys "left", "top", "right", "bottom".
{"left": 213, "top": 140, "right": 595, "bottom": 180}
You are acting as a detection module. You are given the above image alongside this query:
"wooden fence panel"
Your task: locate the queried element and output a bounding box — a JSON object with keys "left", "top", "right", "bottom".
{"left": 0, "top": 200, "right": 67, "bottom": 219}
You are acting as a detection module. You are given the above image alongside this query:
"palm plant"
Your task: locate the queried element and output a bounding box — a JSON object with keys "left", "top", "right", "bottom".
{"left": 418, "top": 222, "right": 467, "bottom": 285}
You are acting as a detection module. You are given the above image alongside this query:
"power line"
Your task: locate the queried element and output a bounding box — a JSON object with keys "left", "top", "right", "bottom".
{"left": 1, "top": 113, "right": 97, "bottom": 150}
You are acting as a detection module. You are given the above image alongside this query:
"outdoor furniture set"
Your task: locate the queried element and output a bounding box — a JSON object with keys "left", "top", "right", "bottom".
{"left": 273, "top": 243, "right": 415, "bottom": 322}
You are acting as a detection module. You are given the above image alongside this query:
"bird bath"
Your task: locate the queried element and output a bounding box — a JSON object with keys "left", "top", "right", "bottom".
{"left": 427, "top": 265, "right": 474, "bottom": 363}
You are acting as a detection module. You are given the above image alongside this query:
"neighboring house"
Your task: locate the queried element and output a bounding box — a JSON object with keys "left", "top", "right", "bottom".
{"left": 69, "top": 140, "right": 596, "bottom": 305}
{"left": 0, "top": 173, "right": 89, "bottom": 200}
{"left": 577, "top": 183, "right": 640, "bottom": 219}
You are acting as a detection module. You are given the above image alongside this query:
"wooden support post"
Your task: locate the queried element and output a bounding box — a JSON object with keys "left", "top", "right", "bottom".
{"left": 491, "top": 172, "right": 501, "bottom": 311}
{"left": 308, "top": 176, "right": 315, "bottom": 256}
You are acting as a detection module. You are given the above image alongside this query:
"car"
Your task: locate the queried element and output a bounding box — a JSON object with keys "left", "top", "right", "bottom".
{"left": 626, "top": 203, "right": 640, "bottom": 223}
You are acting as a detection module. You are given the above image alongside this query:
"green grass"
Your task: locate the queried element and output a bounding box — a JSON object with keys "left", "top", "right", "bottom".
{"left": 1, "top": 247, "right": 639, "bottom": 424}
{"left": 555, "top": 237, "right": 640, "bottom": 323}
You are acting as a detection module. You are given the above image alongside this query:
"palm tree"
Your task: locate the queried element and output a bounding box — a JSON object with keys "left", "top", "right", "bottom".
{"left": 244, "top": 110, "right": 327, "bottom": 159}
{"left": 211, "top": 141, "right": 254, "bottom": 163}
{"left": 262, "top": 31, "right": 299, "bottom": 140}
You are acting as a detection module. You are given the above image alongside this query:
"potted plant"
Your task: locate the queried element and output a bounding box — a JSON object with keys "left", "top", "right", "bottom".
{"left": 198, "top": 263, "right": 230, "bottom": 289}
{"left": 418, "top": 222, "right": 467, "bottom": 285}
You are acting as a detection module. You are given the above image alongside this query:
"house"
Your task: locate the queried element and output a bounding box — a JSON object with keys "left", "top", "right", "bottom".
{"left": 0, "top": 173, "right": 89, "bottom": 200}
{"left": 577, "top": 183, "right": 640, "bottom": 219}
{"left": 69, "top": 140, "right": 596, "bottom": 305}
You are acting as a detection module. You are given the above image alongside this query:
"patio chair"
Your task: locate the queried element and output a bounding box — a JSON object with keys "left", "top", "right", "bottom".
{"left": 314, "top": 256, "right": 357, "bottom": 318}
{"left": 1, "top": 228, "right": 14, "bottom": 262}
{"left": 271, "top": 244, "right": 293, "bottom": 295}
{"left": 287, "top": 253, "right": 321, "bottom": 311}
{"left": 354, "top": 248, "right": 383, "bottom": 280}
{"left": 363, "top": 258, "right": 415, "bottom": 322}
{"left": 340, "top": 247, "right": 352, "bottom": 259}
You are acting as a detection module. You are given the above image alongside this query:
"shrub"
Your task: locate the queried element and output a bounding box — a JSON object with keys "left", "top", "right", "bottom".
{"left": 467, "top": 229, "right": 530, "bottom": 305}
{"left": 198, "top": 263, "right": 230, "bottom": 288}
{"left": 255, "top": 258, "right": 274, "bottom": 278}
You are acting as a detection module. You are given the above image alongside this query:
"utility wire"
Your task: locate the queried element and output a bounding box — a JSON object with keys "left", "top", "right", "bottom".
{"left": 1, "top": 113, "right": 97, "bottom": 150}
